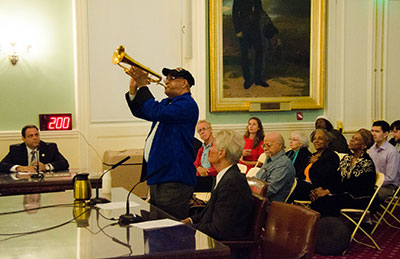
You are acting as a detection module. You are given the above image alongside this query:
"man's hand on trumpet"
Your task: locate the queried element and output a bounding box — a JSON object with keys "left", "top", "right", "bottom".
{"left": 127, "top": 66, "right": 149, "bottom": 95}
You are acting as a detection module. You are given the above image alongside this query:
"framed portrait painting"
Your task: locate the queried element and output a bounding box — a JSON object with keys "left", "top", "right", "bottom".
{"left": 209, "top": 0, "right": 326, "bottom": 112}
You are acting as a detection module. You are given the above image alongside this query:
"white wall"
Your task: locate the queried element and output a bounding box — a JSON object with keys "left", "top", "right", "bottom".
{"left": 327, "top": 0, "right": 399, "bottom": 136}
{"left": 73, "top": 0, "right": 208, "bottom": 173}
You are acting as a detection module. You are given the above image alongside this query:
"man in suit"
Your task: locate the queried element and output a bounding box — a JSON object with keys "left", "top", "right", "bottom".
{"left": 0, "top": 125, "right": 69, "bottom": 175}
{"left": 182, "top": 129, "right": 253, "bottom": 241}
{"left": 126, "top": 66, "right": 199, "bottom": 220}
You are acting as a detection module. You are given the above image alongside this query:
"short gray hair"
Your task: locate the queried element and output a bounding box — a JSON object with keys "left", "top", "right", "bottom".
{"left": 196, "top": 120, "right": 212, "bottom": 128}
{"left": 214, "top": 129, "right": 245, "bottom": 164}
{"left": 291, "top": 131, "right": 309, "bottom": 148}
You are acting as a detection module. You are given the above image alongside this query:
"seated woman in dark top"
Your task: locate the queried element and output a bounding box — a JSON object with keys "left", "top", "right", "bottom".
{"left": 286, "top": 131, "right": 312, "bottom": 178}
{"left": 289, "top": 128, "right": 340, "bottom": 202}
{"left": 310, "top": 128, "right": 376, "bottom": 217}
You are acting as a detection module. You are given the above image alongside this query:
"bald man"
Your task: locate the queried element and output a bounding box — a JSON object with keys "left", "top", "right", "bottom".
{"left": 255, "top": 132, "right": 295, "bottom": 202}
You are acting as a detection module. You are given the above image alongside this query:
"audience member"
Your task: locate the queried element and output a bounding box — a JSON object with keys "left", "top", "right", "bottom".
{"left": 182, "top": 129, "right": 253, "bottom": 242}
{"left": 286, "top": 131, "right": 312, "bottom": 178}
{"left": 239, "top": 117, "right": 265, "bottom": 173}
{"left": 194, "top": 120, "right": 217, "bottom": 192}
{"left": 0, "top": 125, "right": 69, "bottom": 175}
{"left": 389, "top": 120, "right": 400, "bottom": 152}
{"left": 194, "top": 120, "right": 217, "bottom": 177}
{"left": 310, "top": 129, "right": 376, "bottom": 217}
{"left": 125, "top": 66, "right": 199, "bottom": 220}
{"left": 315, "top": 115, "right": 350, "bottom": 153}
{"left": 255, "top": 132, "right": 295, "bottom": 202}
{"left": 369, "top": 120, "right": 400, "bottom": 200}
{"left": 290, "top": 128, "right": 340, "bottom": 202}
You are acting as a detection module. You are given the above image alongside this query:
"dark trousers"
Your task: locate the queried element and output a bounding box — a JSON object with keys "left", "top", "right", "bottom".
{"left": 149, "top": 182, "right": 194, "bottom": 220}
{"left": 287, "top": 179, "right": 313, "bottom": 203}
{"left": 239, "top": 30, "right": 264, "bottom": 81}
{"left": 311, "top": 193, "right": 372, "bottom": 217}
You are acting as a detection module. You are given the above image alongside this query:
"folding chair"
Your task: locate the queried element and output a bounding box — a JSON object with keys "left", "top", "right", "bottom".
{"left": 340, "top": 172, "right": 384, "bottom": 250}
{"left": 371, "top": 184, "right": 400, "bottom": 234}
{"left": 284, "top": 178, "right": 297, "bottom": 203}
{"left": 247, "top": 167, "right": 260, "bottom": 178}
{"left": 254, "top": 153, "right": 266, "bottom": 168}
{"left": 238, "top": 163, "right": 248, "bottom": 174}
{"left": 334, "top": 151, "right": 347, "bottom": 161}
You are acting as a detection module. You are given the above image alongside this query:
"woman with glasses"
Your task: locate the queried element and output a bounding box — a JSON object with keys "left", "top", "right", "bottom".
{"left": 239, "top": 117, "right": 265, "bottom": 173}
{"left": 286, "top": 131, "right": 312, "bottom": 178}
{"left": 289, "top": 128, "right": 340, "bottom": 202}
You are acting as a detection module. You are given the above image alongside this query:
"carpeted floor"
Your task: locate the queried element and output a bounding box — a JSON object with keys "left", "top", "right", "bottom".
{"left": 313, "top": 212, "right": 400, "bottom": 259}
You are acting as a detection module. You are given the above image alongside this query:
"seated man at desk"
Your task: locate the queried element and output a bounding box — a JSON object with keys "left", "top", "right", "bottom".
{"left": 0, "top": 125, "right": 69, "bottom": 175}
{"left": 182, "top": 129, "right": 253, "bottom": 241}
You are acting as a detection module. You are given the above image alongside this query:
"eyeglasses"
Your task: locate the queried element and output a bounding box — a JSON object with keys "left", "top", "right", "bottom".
{"left": 165, "top": 75, "right": 183, "bottom": 81}
{"left": 262, "top": 143, "right": 274, "bottom": 149}
{"left": 197, "top": 127, "right": 209, "bottom": 133}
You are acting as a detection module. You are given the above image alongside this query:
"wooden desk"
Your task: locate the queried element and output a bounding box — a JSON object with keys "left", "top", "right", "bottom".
{"left": 0, "top": 170, "right": 102, "bottom": 196}
{"left": 0, "top": 188, "right": 229, "bottom": 258}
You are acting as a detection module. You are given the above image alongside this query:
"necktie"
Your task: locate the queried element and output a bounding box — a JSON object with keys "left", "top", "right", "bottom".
{"left": 30, "top": 151, "right": 37, "bottom": 165}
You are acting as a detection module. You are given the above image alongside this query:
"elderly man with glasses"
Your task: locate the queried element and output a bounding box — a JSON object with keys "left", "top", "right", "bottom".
{"left": 256, "top": 132, "right": 295, "bottom": 202}
{"left": 125, "top": 66, "right": 199, "bottom": 220}
{"left": 194, "top": 120, "right": 217, "bottom": 177}
{"left": 193, "top": 120, "right": 217, "bottom": 192}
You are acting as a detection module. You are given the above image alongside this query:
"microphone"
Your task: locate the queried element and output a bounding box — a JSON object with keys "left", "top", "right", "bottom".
{"left": 118, "top": 167, "right": 162, "bottom": 226}
{"left": 89, "top": 156, "right": 130, "bottom": 206}
{"left": 31, "top": 149, "right": 43, "bottom": 180}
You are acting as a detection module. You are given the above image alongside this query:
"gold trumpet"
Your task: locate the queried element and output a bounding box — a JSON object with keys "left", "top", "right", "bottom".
{"left": 112, "top": 45, "right": 166, "bottom": 87}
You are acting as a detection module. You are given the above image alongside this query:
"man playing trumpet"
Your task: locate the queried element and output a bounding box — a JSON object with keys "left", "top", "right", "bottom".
{"left": 125, "top": 66, "right": 199, "bottom": 220}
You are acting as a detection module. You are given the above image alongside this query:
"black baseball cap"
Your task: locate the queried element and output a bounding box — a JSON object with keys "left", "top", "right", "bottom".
{"left": 162, "top": 67, "right": 195, "bottom": 87}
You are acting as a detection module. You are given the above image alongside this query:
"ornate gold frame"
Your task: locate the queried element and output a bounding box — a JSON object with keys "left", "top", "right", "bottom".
{"left": 209, "top": 0, "right": 326, "bottom": 112}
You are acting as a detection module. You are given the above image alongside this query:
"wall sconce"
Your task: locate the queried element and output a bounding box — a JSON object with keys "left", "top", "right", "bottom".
{"left": 9, "top": 54, "right": 19, "bottom": 65}
{"left": 1, "top": 42, "right": 32, "bottom": 66}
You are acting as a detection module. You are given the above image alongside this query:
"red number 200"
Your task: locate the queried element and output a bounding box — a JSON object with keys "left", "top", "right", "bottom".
{"left": 48, "top": 116, "right": 71, "bottom": 130}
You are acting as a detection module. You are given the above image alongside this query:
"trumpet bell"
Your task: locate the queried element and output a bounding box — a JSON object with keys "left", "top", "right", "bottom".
{"left": 112, "top": 45, "right": 127, "bottom": 66}
{"left": 112, "top": 45, "right": 164, "bottom": 86}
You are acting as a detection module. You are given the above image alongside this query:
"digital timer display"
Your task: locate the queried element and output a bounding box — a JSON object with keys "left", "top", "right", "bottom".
{"left": 39, "top": 114, "right": 72, "bottom": 131}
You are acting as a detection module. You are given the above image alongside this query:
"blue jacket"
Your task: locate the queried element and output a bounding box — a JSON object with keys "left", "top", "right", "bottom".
{"left": 125, "top": 87, "right": 198, "bottom": 186}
